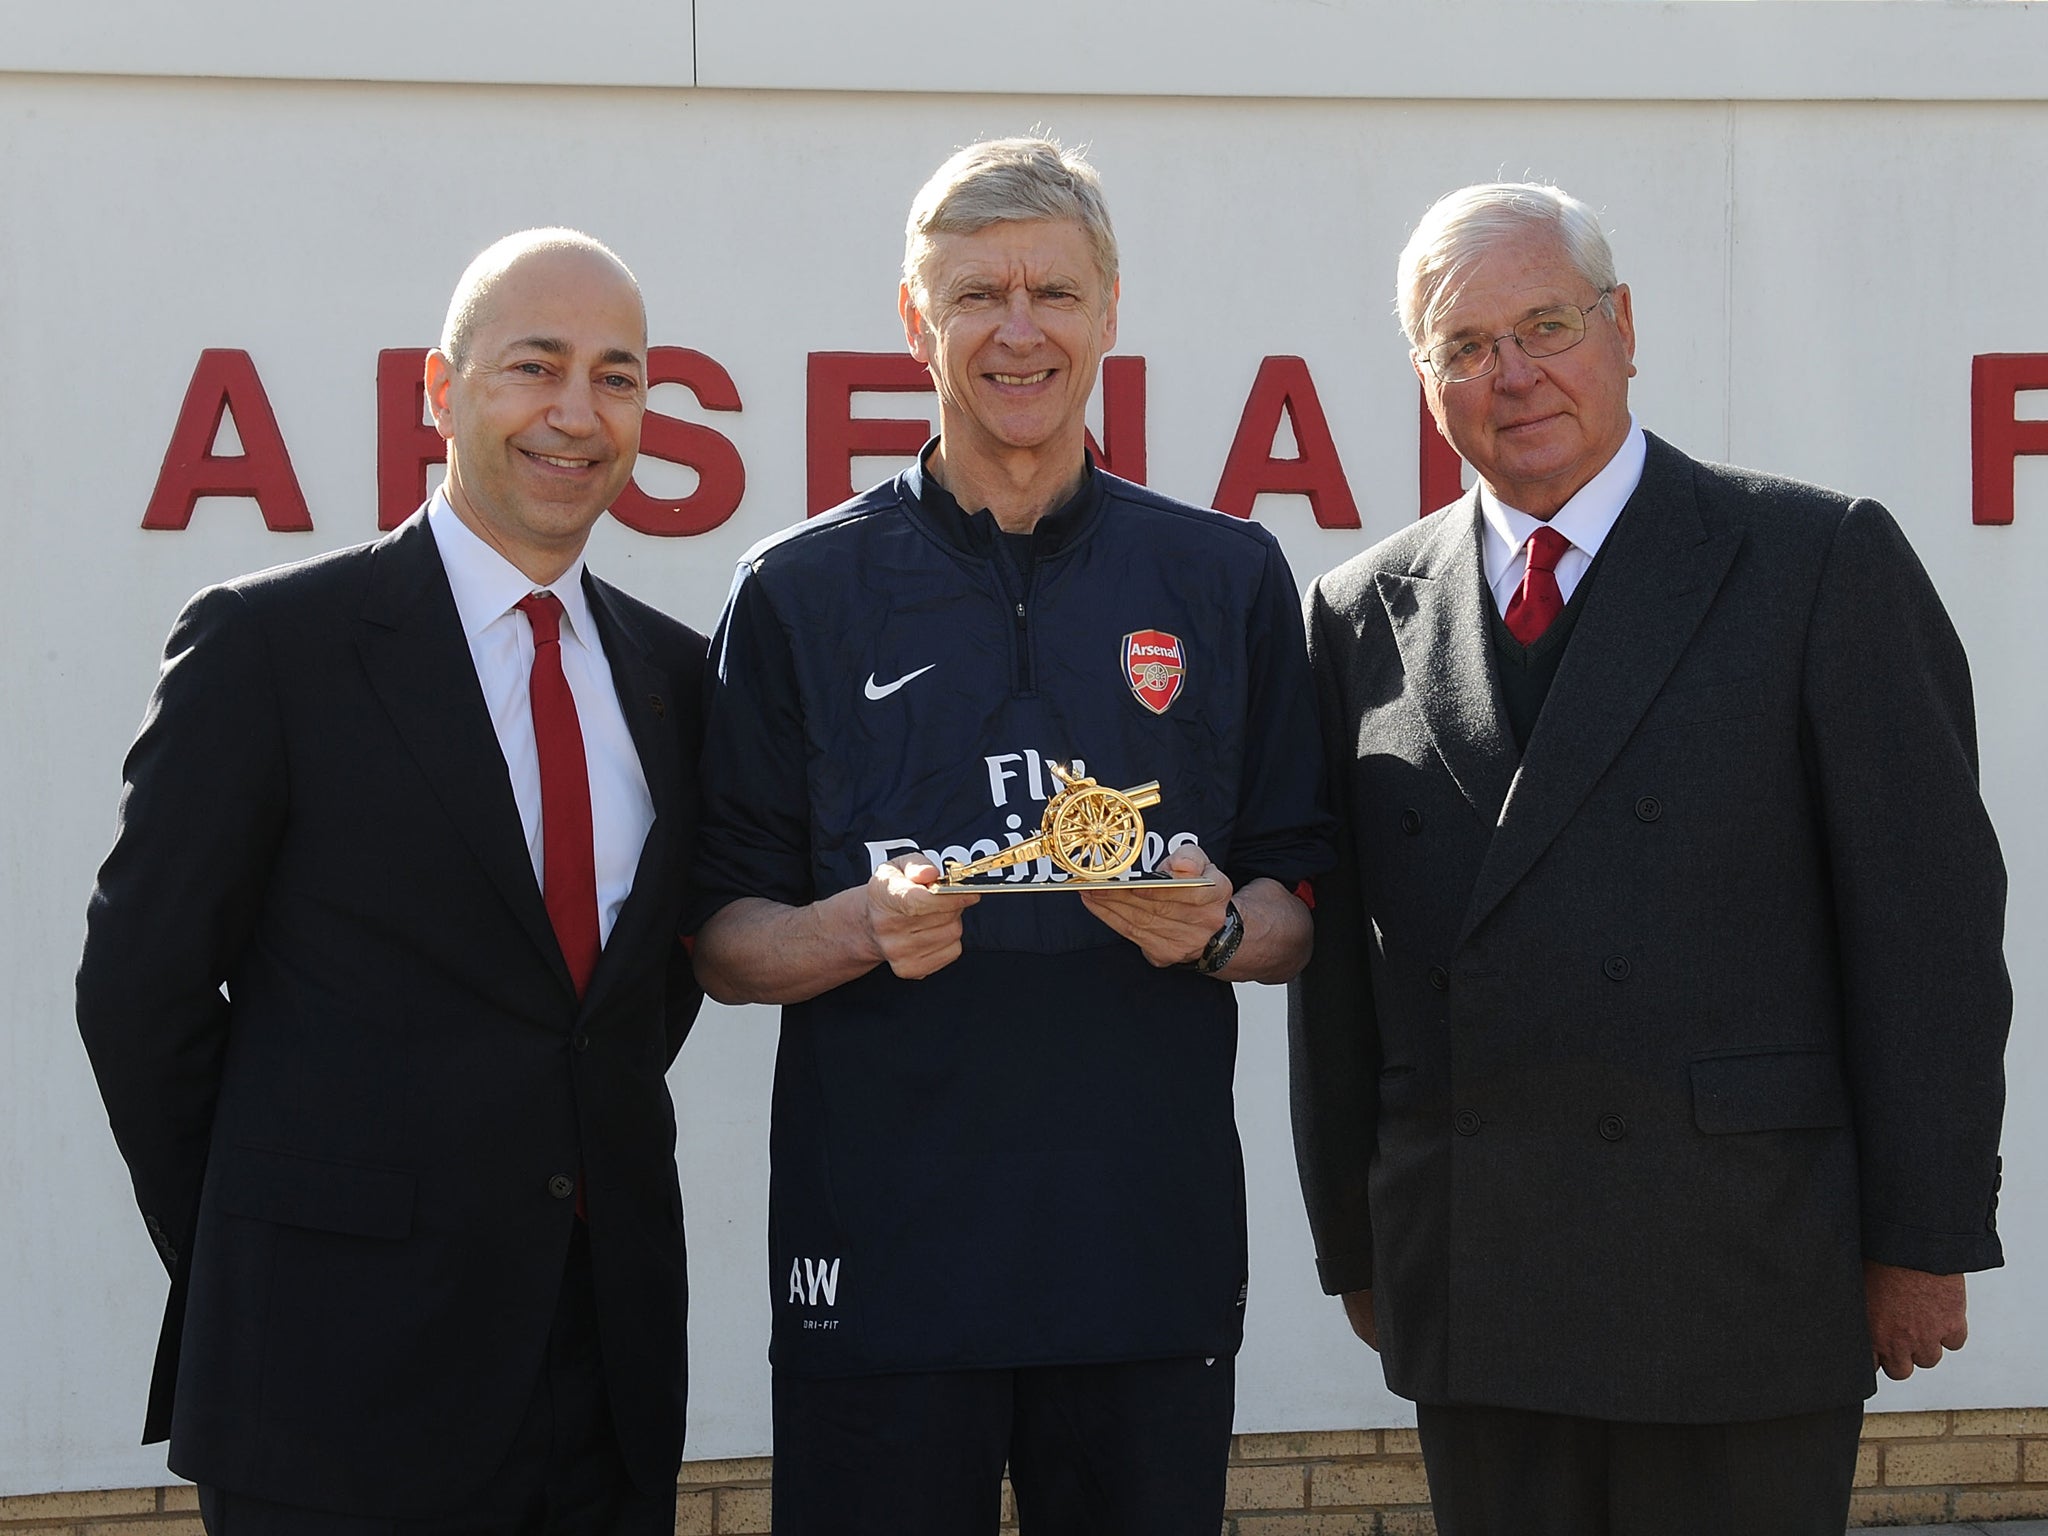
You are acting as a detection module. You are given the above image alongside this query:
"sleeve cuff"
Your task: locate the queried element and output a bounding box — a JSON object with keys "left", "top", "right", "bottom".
{"left": 1315, "top": 1250, "right": 1376, "bottom": 1296}
{"left": 1862, "top": 1215, "right": 2004, "bottom": 1276}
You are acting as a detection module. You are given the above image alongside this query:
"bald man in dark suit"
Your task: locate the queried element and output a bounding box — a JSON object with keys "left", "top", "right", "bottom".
{"left": 79, "top": 230, "right": 705, "bottom": 1535}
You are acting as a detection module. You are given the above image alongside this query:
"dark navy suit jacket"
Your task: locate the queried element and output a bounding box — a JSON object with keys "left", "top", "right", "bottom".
{"left": 78, "top": 511, "right": 705, "bottom": 1512}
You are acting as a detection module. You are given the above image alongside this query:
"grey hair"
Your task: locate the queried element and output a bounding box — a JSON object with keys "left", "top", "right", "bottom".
{"left": 439, "top": 227, "right": 642, "bottom": 368}
{"left": 903, "top": 136, "right": 1119, "bottom": 306}
{"left": 1396, "top": 183, "right": 1617, "bottom": 347}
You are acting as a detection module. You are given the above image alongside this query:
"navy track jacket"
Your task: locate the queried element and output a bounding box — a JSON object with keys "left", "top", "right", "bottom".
{"left": 696, "top": 453, "right": 1334, "bottom": 1376}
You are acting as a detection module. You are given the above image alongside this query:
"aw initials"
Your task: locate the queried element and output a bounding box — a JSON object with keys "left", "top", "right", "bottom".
{"left": 788, "top": 1256, "right": 842, "bottom": 1308}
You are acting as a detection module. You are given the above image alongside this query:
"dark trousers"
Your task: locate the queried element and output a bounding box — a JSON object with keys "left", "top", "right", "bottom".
{"left": 200, "top": 1223, "right": 672, "bottom": 1536}
{"left": 771, "top": 1356, "right": 1236, "bottom": 1536}
{"left": 1414, "top": 1400, "right": 1865, "bottom": 1536}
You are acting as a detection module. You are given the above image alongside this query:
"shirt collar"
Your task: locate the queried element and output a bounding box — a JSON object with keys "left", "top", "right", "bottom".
{"left": 1479, "top": 417, "right": 1645, "bottom": 585}
{"left": 904, "top": 438, "right": 1102, "bottom": 557}
{"left": 426, "top": 489, "right": 597, "bottom": 648}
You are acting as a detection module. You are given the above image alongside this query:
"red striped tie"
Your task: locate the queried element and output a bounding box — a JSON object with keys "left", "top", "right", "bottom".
{"left": 516, "top": 592, "right": 600, "bottom": 997}
{"left": 1505, "top": 526, "right": 1571, "bottom": 645}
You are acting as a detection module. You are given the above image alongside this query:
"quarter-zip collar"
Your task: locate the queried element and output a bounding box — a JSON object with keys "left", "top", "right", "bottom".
{"left": 902, "top": 437, "right": 1103, "bottom": 560}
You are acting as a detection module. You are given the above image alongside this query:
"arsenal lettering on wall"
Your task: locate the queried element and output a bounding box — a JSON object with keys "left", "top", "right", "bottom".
{"left": 144, "top": 348, "right": 2043, "bottom": 534}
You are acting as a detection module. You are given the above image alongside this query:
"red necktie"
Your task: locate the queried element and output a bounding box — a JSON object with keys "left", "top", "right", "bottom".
{"left": 516, "top": 592, "right": 600, "bottom": 998}
{"left": 1504, "top": 526, "right": 1571, "bottom": 645}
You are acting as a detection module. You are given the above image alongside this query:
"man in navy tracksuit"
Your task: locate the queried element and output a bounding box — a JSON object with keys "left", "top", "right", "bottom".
{"left": 693, "top": 137, "right": 1332, "bottom": 1536}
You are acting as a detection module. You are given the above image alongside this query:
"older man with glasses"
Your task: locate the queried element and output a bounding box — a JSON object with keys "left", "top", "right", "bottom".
{"left": 1288, "top": 181, "right": 2010, "bottom": 1535}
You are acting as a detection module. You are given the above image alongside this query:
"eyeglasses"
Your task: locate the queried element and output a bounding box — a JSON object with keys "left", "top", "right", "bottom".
{"left": 1422, "top": 291, "right": 1613, "bottom": 384}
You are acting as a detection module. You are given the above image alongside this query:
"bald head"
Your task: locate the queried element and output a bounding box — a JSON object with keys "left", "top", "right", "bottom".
{"left": 440, "top": 228, "right": 645, "bottom": 371}
{"left": 424, "top": 227, "right": 650, "bottom": 585}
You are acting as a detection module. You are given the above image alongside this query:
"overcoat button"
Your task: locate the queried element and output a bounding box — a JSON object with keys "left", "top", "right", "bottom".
{"left": 1428, "top": 966, "right": 1450, "bottom": 991}
{"left": 1603, "top": 955, "right": 1632, "bottom": 981}
{"left": 574, "top": 1032, "right": 591, "bottom": 1052}
{"left": 1400, "top": 808, "right": 1424, "bottom": 836}
{"left": 547, "top": 1174, "right": 575, "bottom": 1200}
{"left": 1454, "top": 1109, "right": 1481, "bottom": 1137}
{"left": 1598, "top": 1114, "right": 1627, "bottom": 1142}
{"left": 1635, "top": 796, "right": 1662, "bottom": 822}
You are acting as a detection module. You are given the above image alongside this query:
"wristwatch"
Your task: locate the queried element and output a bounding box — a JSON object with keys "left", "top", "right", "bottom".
{"left": 1187, "top": 900, "right": 1245, "bottom": 975}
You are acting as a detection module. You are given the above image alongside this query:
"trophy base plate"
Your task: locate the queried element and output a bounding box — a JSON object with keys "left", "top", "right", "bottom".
{"left": 932, "top": 874, "right": 1216, "bottom": 895}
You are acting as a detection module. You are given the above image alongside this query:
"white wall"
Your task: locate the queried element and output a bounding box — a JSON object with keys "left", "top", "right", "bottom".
{"left": 3, "top": 4, "right": 2044, "bottom": 1493}
{"left": 9, "top": 0, "right": 2045, "bottom": 99}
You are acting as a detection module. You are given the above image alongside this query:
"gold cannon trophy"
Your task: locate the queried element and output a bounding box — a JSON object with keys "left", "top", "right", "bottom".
{"left": 934, "top": 761, "right": 1212, "bottom": 893}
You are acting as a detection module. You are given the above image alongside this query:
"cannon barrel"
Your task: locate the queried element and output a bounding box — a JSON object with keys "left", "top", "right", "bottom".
{"left": 1119, "top": 780, "right": 1163, "bottom": 811}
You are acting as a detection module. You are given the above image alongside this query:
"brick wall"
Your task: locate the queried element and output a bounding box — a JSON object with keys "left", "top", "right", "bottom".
{"left": 1851, "top": 1410, "right": 2048, "bottom": 1527}
{"left": 6, "top": 1410, "right": 2043, "bottom": 1535}
{"left": 0, "top": 1487, "right": 202, "bottom": 1536}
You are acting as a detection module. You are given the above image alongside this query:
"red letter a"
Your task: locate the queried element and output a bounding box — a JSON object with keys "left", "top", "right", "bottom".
{"left": 144, "top": 349, "right": 312, "bottom": 531}
{"left": 1211, "top": 356, "right": 1359, "bottom": 527}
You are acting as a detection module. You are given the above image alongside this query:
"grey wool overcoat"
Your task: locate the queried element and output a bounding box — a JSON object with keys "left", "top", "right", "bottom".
{"left": 1289, "top": 432, "right": 2010, "bottom": 1424}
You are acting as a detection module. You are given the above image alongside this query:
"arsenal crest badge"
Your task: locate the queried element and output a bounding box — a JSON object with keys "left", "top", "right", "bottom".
{"left": 1123, "top": 629, "right": 1186, "bottom": 715}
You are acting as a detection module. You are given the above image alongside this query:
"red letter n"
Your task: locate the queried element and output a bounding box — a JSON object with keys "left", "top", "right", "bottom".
{"left": 144, "top": 350, "right": 312, "bottom": 531}
{"left": 1420, "top": 386, "right": 1466, "bottom": 518}
{"left": 1087, "top": 357, "right": 1146, "bottom": 484}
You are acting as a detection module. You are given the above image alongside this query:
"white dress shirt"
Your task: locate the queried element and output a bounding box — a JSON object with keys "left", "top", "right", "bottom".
{"left": 1479, "top": 418, "right": 1647, "bottom": 616}
{"left": 428, "top": 493, "right": 655, "bottom": 947}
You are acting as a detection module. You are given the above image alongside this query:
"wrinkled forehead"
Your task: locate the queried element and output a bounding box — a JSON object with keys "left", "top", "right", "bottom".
{"left": 919, "top": 219, "right": 1106, "bottom": 294}
{"left": 1420, "top": 231, "right": 1587, "bottom": 342}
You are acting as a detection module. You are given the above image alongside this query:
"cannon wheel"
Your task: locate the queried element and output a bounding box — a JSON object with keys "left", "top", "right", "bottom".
{"left": 1046, "top": 785, "right": 1146, "bottom": 879}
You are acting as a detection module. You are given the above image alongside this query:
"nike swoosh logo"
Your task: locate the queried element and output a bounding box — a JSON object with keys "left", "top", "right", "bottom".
{"left": 864, "top": 664, "right": 938, "bottom": 701}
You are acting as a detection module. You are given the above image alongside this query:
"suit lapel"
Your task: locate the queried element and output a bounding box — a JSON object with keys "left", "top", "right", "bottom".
{"left": 1459, "top": 436, "right": 1744, "bottom": 944}
{"left": 578, "top": 573, "right": 680, "bottom": 1016}
{"left": 1377, "top": 495, "right": 1519, "bottom": 826}
{"left": 355, "top": 513, "right": 574, "bottom": 995}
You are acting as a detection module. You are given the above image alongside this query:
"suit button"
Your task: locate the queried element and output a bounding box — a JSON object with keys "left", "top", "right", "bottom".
{"left": 1400, "top": 807, "right": 1424, "bottom": 836}
{"left": 1635, "top": 796, "right": 1662, "bottom": 823}
{"left": 1598, "top": 1114, "right": 1627, "bottom": 1142}
{"left": 1454, "top": 1109, "right": 1481, "bottom": 1137}
{"left": 547, "top": 1174, "right": 575, "bottom": 1200}
{"left": 145, "top": 1214, "right": 178, "bottom": 1267}
{"left": 1603, "top": 955, "right": 1631, "bottom": 981}
{"left": 574, "top": 1032, "right": 591, "bottom": 1052}
{"left": 1428, "top": 965, "right": 1450, "bottom": 991}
